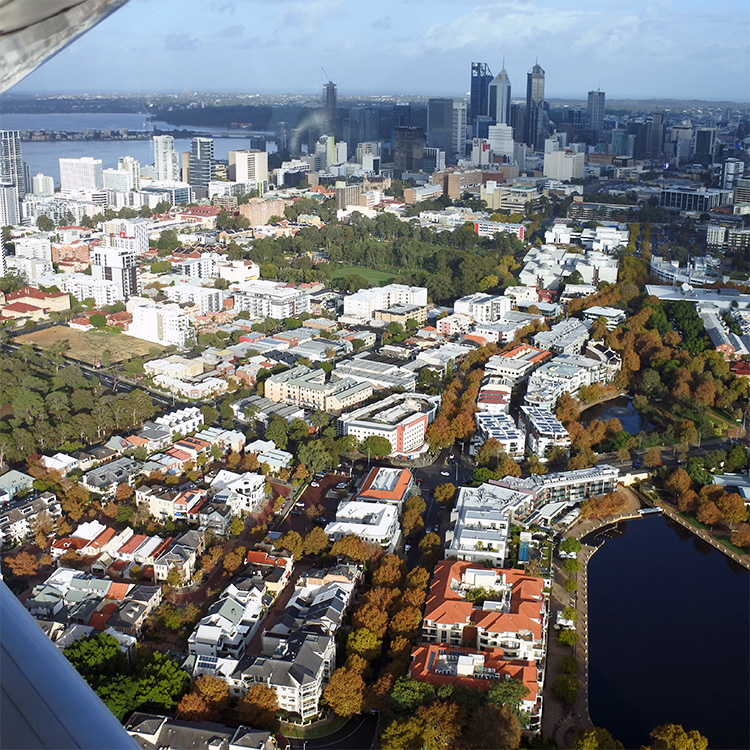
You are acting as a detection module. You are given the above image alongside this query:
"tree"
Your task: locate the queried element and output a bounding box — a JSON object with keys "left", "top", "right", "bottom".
{"left": 323, "top": 667, "right": 365, "bottom": 717}
{"left": 330, "top": 534, "right": 379, "bottom": 563}
{"left": 463, "top": 704, "right": 522, "bottom": 750}
{"left": 665, "top": 468, "right": 693, "bottom": 496}
{"left": 488, "top": 677, "right": 530, "bottom": 719}
{"left": 572, "top": 727, "right": 624, "bottom": 749}
{"left": 229, "top": 517, "right": 245, "bottom": 536}
{"left": 352, "top": 603, "right": 389, "bottom": 639}
{"left": 559, "top": 537, "right": 582, "bottom": 554}
{"left": 645, "top": 724, "right": 708, "bottom": 750}
{"left": 264, "top": 415, "right": 288, "bottom": 449}
{"left": 237, "top": 684, "right": 279, "bottom": 730}
{"left": 6, "top": 551, "right": 39, "bottom": 577}
{"left": 731, "top": 522, "right": 750, "bottom": 548}
{"left": 552, "top": 674, "right": 578, "bottom": 703}
{"left": 346, "top": 628, "right": 382, "bottom": 660}
{"left": 643, "top": 447, "right": 663, "bottom": 468}
{"left": 274, "top": 530, "right": 304, "bottom": 560}
{"left": 360, "top": 435, "right": 392, "bottom": 459}
{"left": 563, "top": 558, "right": 581, "bottom": 575}
{"left": 433, "top": 483, "right": 456, "bottom": 506}
{"left": 558, "top": 629, "right": 579, "bottom": 646}
{"left": 302, "top": 526, "right": 329, "bottom": 555}
{"left": 696, "top": 500, "right": 721, "bottom": 526}
{"left": 387, "top": 676, "right": 436, "bottom": 714}
{"left": 372, "top": 554, "right": 404, "bottom": 587}
{"left": 297, "top": 440, "right": 334, "bottom": 475}
{"left": 716, "top": 492, "right": 748, "bottom": 529}
{"left": 176, "top": 692, "right": 212, "bottom": 722}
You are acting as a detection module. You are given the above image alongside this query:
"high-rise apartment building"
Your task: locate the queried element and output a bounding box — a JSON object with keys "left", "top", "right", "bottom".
{"left": 452, "top": 101, "right": 468, "bottom": 157}
{"left": 469, "top": 62, "right": 493, "bottom": 124}
{"left": 722, "top": 158, "right": 745, "bottom": 192}
{"left": 189, "top": 137, "right": 215, "bottom": 198}
{"left": 91, "top": 247, "right": 141, "bottom": 301}
{"left": 153, "top": 135, "right": 179, "bottom": 182}
{"left": 59, "top": 157, "right": 103, "bottom": 192}
{"left": 0, "top": 183, "right": 19, "bottom": 226}
{"left": 118, "top": 156, "right": 141, "bottom": 190}
{"left": 393, "top": 127, "right": 425, "bottom": 173}
{"left": 101, "top": 218, "right": 150, "bottom": 255}
{"left": 32, "top": 173, "right": 55, "bottom": 196}
{"left": 427, "top": 98, "right": 455, "bottom": 158}
{"left": 0, "top": 130, "right": 25, "bottom": 199}
{"left": 647, "top": 114, "right": 664, "bottom": 159}
{"left": 322, "top": 80, "right": 337, "bottom": 135}
{"left": 488, "top": 67, "right": 512, "bottom": 126}
{"left": 525, "top": 63, "right": 545, "bottom": 150}
{"left": 102, "top": 168, "right": 133, "bottom": 193}
{"left": 587, "top": 90, "right": 605, "bottom": 139}
{"left": 228, "top": 149, "right": 269, "bottom": 191}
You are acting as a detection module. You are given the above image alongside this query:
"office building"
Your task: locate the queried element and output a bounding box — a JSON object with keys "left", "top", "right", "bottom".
{"left": 322, "top": 79, "right": 337, "bottom": 135}
{"left": 543, "top": 148, "right": 584, "bottom": 181}
{"left": 525, "top": 62, "right": 545, "bottom": 150}
{"left": 59, "top": 157, "right": 102, "bottom": 192}
{"left": 32, "top": 173, "right": 55, "bottom": 196}
{"left": 393, "top": 127, "right": 425, "bottom": 173}
{"left": 91, "top": 247, "right": 141, "bottom": 301}
{"left": 487, "top": 124, "right": 514, "bottom": 159}
{"left": 427, "top": 98, "right": 455, "bottom": 157}
{"left": 488, "top": 67, "right": 512, "bottom": 125}
{"left": 189, "top": 137, "right": 215, "bottom": 198}
{"left": 722, "top": 158, "right": 745, "bottom": 192}
{"left": 659, "top": 186, "right": 732, "bottom": 212}
{"left": 0, "top": 130, "right": 25, "bottom": 198}
{"left": 693, "top": 128, "right": 717, "bottom": 166}
{"left": 470, "top": 62, "right": 493, "bottom": 124}
{"left": 587, "top": 90, "right": 605, "bottom": 139}
{"left": 102, "top": 168, "right": 133, "bottom": 193}
{"left": 153, "top": 135, "right": 179, "bottom": 182}
{"left": 0, "top": 183, "right": 18, "bottom": 226}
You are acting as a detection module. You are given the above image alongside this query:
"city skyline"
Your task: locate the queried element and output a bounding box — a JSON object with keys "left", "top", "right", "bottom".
{"left": 5, "top": 0, "right": 749, "bottom": 102}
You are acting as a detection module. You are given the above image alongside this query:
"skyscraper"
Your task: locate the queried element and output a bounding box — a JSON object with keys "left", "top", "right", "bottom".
{"left": 587, "top": 90, "right": 605, "bottom": 139}
{"left": 189, "top": 137, "right": 215, "bottom": 198}
{"left": 229, "top": 150, "right": 269, "bottom": 192}
{"left": 153, "top": 135, "right": 179, "bottom": 182}
{"left": 0, "top": 183, "right": 19, "bottom": 226}
{"left": 91, "top": 247, "right": 140, "bottom": 301}
{"left": 488, "top": 67, "right": 512, "bottom": 125}
{"left": 525, "top": 62, "right": 545, "bottom": 149}
{"left": 393, "top": 127, "right": 425, "bottom": 174}
{"left": 470, "top": 62, "right": 493, "bottom": 124}
{"left": 0, "top": 130, "right": 25, "bottom": 199}
{"left": 322, "top": 80, "right": 337, "bottom": 135}
{"left": 118, "top": 156, "right": 141, "bottom": 190}
{"left": 427, "top": 98, "right": 455, "bottom": 157}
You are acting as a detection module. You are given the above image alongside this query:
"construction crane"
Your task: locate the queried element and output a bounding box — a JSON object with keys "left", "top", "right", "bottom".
{"left": 321, "top": 67, "right": 333, "bottom": 84}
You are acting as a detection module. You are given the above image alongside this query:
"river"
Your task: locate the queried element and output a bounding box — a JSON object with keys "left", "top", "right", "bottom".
{"left": 586, "top": 515, "right": 749, "bottom": 749}
{"left": 0, "top": 113, "right": 274, "bottom": 184}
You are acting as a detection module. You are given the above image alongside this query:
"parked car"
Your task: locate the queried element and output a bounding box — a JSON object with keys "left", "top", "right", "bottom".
{"left": 440, "top": 471, "right": 450, "bottom": 476}
{"left": 311, "top": 482, "right": 320, "bottom": 487}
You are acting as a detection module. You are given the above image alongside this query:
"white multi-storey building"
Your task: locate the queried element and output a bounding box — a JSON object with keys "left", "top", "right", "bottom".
{"left": 524, "top": 352, "right": 612, "bottom": 410}
{"left": 102, "top": 168, "right": 133, "bottom": 193}
{"left": 91, "top": 247, "right": 141, "bottom": 301}
{"left": 454, "top": 292, "right": 512, "bottom": 323}
{"left": 62, "top": 274, "right": 119, "bottom": 307}
{"left": 101, "top": 218, "right": 150, "bottom": 255}
{"left": 127, "top": 303, "right": 190, "bottom": 348}
{"left": 474, "top": 413, "right": 526, "bottom": 458}
{"left": 519, "top": 406, "right": 571, "bottom": 460}
{"left": 164, "top": 284, "right": 224, "bottom": 315}
{"left": 233, "top": 280, "right": 311, "bottom": 320}
{"left": 228, "top": 150, "right": 269, "bottom": 192}
{"left": 14, "top": 234, "right": 52, "bottom": 262}
{"left": 32, "top": 173, "right": 55, "bottom": 196}
{"left": 0, "top": 183, "right": 18, "bottom": 226}
{"left": 325, "top": 501, "right": 400, "bottom": 552}
{"left": 533, "top": 318, "right": 591, "bottom": 354}
{"left": 153, "top": 135, "right": 179, "bottom": 182}
{"left": 118, "top": 156, "right": 141, "bottom": 191}
{"left": 59, "top": 157, "right": 102, "bottom": 192}
{"left": 342, "top": 284, "right": 428, "bottom": 320}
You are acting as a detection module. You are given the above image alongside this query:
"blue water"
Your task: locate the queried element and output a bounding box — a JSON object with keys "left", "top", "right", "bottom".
{"left": 587, "top": 516, "right": 750, "bottom": 749}
{"left": 0, "top": 112, "right": 274, "bottom": 184}
{"left": 519, "top": 541, "right": 530, "bottom": 563}
{"left": 582, "top": 397, "right": 653, "bottom": 435}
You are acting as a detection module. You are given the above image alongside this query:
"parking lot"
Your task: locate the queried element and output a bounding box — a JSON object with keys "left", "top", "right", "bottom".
{"left": 276, "top": 472, "right": 351, "bottom": 537}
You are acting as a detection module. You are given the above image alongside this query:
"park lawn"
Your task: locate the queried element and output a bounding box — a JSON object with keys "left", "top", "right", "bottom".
{"left": 281, "top": 714, "right": 348, "bottom": 739}
{"left": 329, "top": 265, "right": 398, "bottom": 286}
{"left": 16, "top": 326, "right": 165, "bottom": 365}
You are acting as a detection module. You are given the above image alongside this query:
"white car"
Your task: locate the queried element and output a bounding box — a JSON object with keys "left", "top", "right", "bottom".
{"left": 405, "top": 544, "right": 411, "bottom": 551}
{"left": 440, "top": 471, "right": 450, "bottom": 476}
{"left": 311, "top": 482, "right": 320, "bottom": 487}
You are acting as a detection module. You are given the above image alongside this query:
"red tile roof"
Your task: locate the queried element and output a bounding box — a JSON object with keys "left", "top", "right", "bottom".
{"left": 89, "top": 601, "right": 118, "bottom": 630}
{"left": 107, "top": 581, "right": 131, "bottom": 600}
{"left": 357, "top": 467, "right": 413, "bottom": 503}
{"left": 118, "top": 533, "right": 147, "bottom": 555}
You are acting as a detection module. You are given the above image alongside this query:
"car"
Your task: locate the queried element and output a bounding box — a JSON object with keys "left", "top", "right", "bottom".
{"left": 295, "top": 501, "right": 305, "bottom": 507}
{"left": 440, "top": 471, "right": 450, "bottom": 476}
{"left": 311, "top": 482, "right": 320, "bottom": 487}
{"left": 425, "top": 526, "right": 433, "bottom": 533}
{"left": 633, "top": 461, "right": 642, "bottom": 468}
{"left": 405, "top": 544, "right": 411, "bottom": 551}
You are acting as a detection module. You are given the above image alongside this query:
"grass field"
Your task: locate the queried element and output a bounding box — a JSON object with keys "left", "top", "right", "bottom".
{"left": 16, "top": 326, "right": 165, "bottom": 365}
{"left": 329, "top": 265, "right": 398, "bottom": 285}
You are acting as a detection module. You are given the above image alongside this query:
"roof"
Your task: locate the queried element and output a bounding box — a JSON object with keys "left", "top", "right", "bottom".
{"left": 357, "top": 466, "right": 413, "bottom": 502}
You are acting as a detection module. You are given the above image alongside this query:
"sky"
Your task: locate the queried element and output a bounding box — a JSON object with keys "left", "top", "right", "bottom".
{"left": 8, "top": 0, "right": 750, "bottom": 101}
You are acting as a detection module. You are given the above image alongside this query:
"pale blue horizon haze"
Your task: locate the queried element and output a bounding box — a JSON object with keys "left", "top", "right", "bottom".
{"left": 6, "top": 0, "right": 750, "bottom": 102}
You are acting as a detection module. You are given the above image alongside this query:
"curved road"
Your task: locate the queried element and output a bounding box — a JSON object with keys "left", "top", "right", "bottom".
{"left": 287, "top": 714, "right": 378, "bottom": 750}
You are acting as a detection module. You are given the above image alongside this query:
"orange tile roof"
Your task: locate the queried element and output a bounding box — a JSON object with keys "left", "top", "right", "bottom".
{"left": 246, "top": 550, "right": 290, "bottom": 568}
{"left": 91, "top": 527, "right": 117, "bottom": 549}
{"left": 51, "top": 537, "right": 88, "bottom": 552}
{"left": 357, "top": 467, "right": 413, "bottom": 502}
{"left": 118, "top": 533, "right": 147, "bottom": 555}
{"left": 151, "top": 537, "right": 174, "bottom": 561}
{"left": 89, "top": 601, "right": 118, "bottom": 631}
{"left": 409, "top": 643, "right": 539, "bottom": 701}
{"left": 107, "top": 581, "right": 131, "bottom": 600}
{"left": 424, "top": 560, "right": 544, "bottom": 639}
